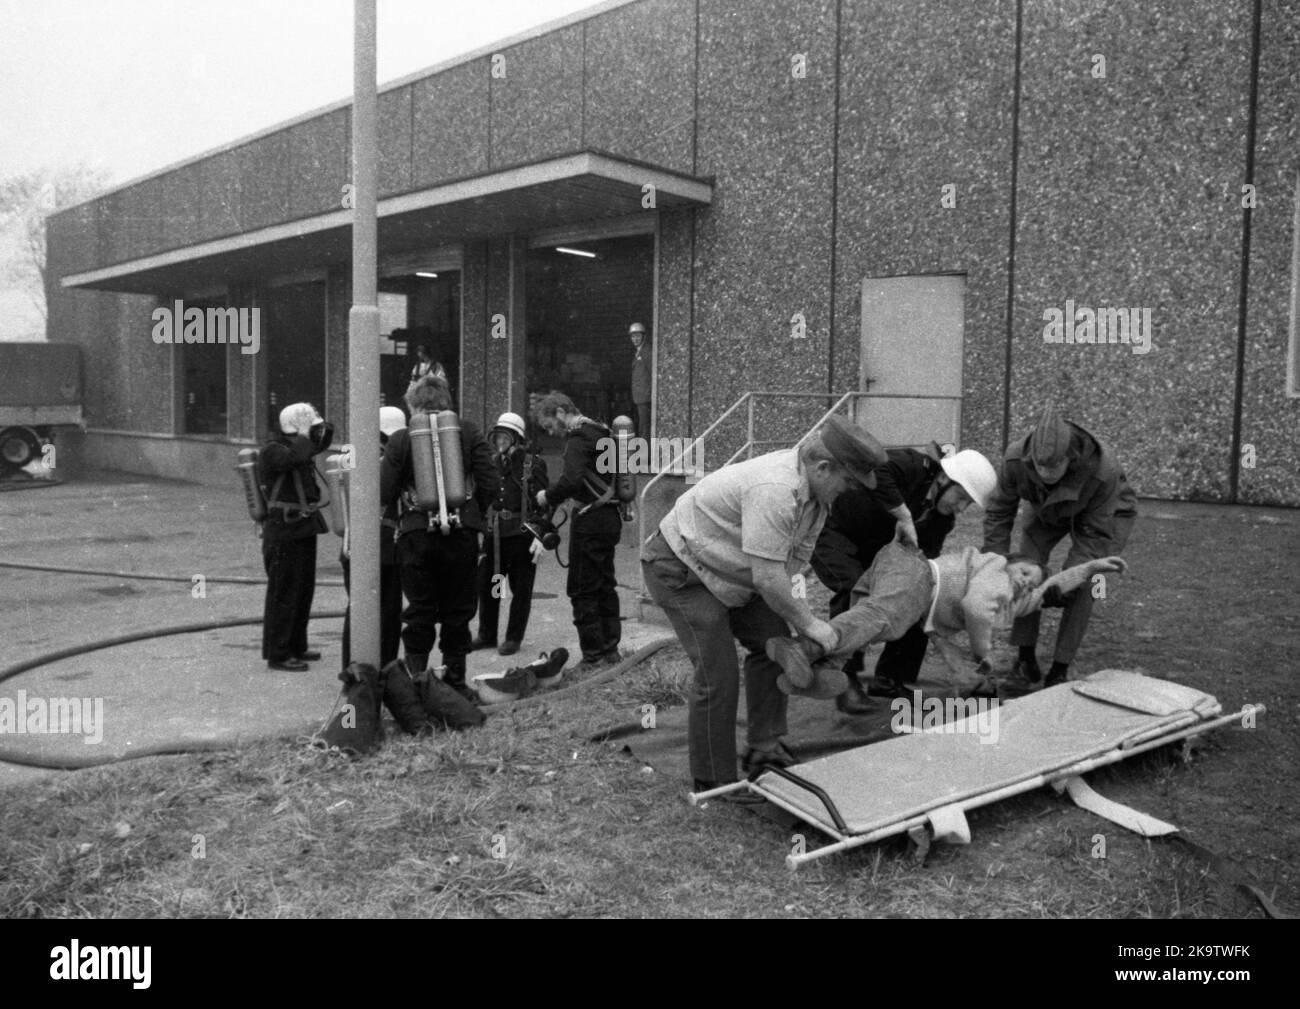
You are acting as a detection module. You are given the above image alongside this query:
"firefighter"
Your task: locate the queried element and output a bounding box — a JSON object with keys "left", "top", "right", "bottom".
{"left": 810, "top": 444, "right": 998, "bottom": 711}
{"left": 532, "top": 391, "right": 623, "bottom": 668}
{"left": 473, "top": 411, "right": 550, "bottom": 656}
{"left": 380, "top": 376, "right": 498, "bottom": 701}
{"left": 260, "top": 402, "right": 333, "bottom": 671}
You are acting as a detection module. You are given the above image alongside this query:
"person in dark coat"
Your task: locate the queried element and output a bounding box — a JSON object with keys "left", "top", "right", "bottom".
{"left": 982, "top": 408, "right": 1138, "bottom": 687}
{"left": 259, "top": 402, "right": 333, "bottom": 671}
{"left": 533, "top": 391, "right": 623, "bottom": 667}
{"left": 629, "top": 322, "right": 651, "bottom": 436}
{"left": 811, "top": 444, "right": 997, "bottom": 711}
{"left": 473, "top": 411, "right": 550, "bottom": 656}
{"left": 381, "top": 376, "right": 499, "bottom": 701}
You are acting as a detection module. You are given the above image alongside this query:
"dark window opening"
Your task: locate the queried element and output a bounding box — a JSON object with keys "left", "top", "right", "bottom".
{"left": 380, "top": 271, "right": 461, "bottom": 411}
{"left": 525, "top": 234, "right": 653, "bottom": 449}
{"left": 179, "top": 297, "right": 229, "bottom": 436}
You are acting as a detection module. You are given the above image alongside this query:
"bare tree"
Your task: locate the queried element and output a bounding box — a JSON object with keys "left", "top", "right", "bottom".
{"left": 0, "top": 165, "right": 113, "bottom": 323}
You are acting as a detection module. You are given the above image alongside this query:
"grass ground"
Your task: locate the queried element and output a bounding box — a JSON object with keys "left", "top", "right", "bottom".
{"left": 1, "top": 498, "right": 1295, "bottom": 918}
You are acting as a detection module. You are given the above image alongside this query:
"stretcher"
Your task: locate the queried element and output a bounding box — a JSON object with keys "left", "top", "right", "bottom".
{"left": 690, "top": 670, "right": 1264, "bottom": 868}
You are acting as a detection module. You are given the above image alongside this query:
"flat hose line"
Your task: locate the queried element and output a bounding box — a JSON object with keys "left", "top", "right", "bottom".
{"left": 0, "top": 609, "right": 675, "bottom": 770}
{"left": 0, "top": 559, "right": 640, "bottom": 592}
{"left": 0, "top": 478, "right": 64, "bottom": 493}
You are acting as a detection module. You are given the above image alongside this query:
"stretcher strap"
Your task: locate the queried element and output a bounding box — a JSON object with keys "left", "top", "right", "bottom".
{"left": 1056, "top": 775, "right": 1290, "bottom": 918}
{"left": 1054, "top": 775, "right": 1178, "bottom": 837}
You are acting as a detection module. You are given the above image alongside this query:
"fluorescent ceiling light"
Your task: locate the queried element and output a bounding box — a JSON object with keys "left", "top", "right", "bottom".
{"left": 416, "top": 271, "right": 438, "bottom": 278}
{"left": 555, "top": 246, "right": 597, "bottom": 258}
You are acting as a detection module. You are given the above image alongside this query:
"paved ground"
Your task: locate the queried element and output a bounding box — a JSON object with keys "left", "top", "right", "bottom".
{"left": 0, "top": 469, "right": 665, "bottom": 788}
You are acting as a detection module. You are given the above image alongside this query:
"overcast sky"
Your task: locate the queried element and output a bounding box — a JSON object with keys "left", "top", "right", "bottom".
{"left": 0, "top": 0, "right": 602, "bottom": 338}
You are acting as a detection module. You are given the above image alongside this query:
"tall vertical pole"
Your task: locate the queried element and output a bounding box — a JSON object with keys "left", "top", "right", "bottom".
{"left": 348, "top": 0, "right": 380, "bottom": 667}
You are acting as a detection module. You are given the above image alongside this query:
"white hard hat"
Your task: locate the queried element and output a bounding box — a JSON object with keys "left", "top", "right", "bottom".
{"left": 379, "top": 406, "right": 407, "bottom": 437}
{"left": 493, "top": 412, "right": 526, "bottom": 439}
{"left": 628, "top": 322, "right": 646, "bottom": 334}
{"left": 279, "top": 402, "right": 323, "bottom": 436}
{"left": 939, "top": 449, "right": 998, "bottom": 510}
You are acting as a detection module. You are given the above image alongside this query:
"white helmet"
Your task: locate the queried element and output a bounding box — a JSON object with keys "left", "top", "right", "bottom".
{"left": 379, "top": 406, "right": 407, "bottom": 437}
{"left": 939, "top": 449, "right": 998, "bottom": 510}
{"left": 493, "top": 412, "right": 526, "bottom": 439}
{"left": 279, "top": 402, "right": 323, "bottom": 436}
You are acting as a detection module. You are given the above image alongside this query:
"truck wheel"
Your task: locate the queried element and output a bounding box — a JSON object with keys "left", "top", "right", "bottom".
{"left": 0, "top": 426, "right": 41, "bottom": 470}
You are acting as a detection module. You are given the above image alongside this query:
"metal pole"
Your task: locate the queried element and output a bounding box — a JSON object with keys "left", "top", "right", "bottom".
{"left": 348, "top": 0, "right": 380, "bottom": 667}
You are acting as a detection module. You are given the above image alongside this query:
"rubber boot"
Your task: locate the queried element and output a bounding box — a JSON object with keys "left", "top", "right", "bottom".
{"left": 442, "top": 654, "right": 478, "bottom": 705}
{"left": 413, "top": 668, "right": 486, "bottom": 730}
{"left": 317, "top": 662, "right": 385, "bottom": 755}
{"left": 381, "top": 658, "right": 432, "bottom": 735}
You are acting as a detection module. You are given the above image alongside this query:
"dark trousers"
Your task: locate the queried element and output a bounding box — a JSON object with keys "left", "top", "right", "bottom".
{"left": 634, "top": 401, "right": 651, "bottom": 437}
{"left": 820, "top": 546, "right": 930, "bottom": 685}
{"left": 261, "top": 535, "right": 318, "bottom": 662}
{"left": 476, "top": 532, "right": 537, "bottom": 645}
{"left": 568, "top": 504, "right": 622, "bottom": 660}
{"left": 641, "top": 532, "right": 790, "bottom": 785}
{"left": 340, "top": 551, "right": 403, "bottom": 669}
{"left": 1010, "top": 509, "right": 1137, "bottom": 665}
{"left": 397, "top": 527, "right": 479, "bottom": 662}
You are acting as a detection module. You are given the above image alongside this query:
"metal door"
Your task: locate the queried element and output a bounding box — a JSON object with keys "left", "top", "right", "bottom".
{"left": 856, "top": 274, "right": 964, "bottom": 448}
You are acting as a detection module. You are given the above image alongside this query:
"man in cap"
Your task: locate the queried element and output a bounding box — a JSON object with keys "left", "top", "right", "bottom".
{"left": 982, "top": 408, "right": 1137, "bottom": 687}
{"left": 260, "top": 402, "right": 334, "bottom": 671}
{"left": 811, "top": 443, "right": 999, "bottom": 712}
{"left": 628, "top": 323, "right": 651, "bottom": 437}
{"left": 341, "top": 406, "right": 407, "bottom": 669}
{"left": 640, "top": 415, "right": 887, "bottom": 791}
{"left": 474, "top": 411, "right": 551, "bottom": 656}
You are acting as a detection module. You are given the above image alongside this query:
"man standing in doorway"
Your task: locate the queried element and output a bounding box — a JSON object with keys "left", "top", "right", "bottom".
{"left": 629, "top": 322, "right": 651, "bottom": 437}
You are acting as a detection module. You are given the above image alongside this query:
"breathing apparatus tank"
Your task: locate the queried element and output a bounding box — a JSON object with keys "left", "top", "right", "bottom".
{"left": 410, "top": 410, "right": 467, "bottom": 533}
{"left": 610, "top": 415, "right": 637, "bottom": 504}
{"left": 435, "top": 411, "right": 467, "bottom": 509}
{"left": 235, "top": 448, "right": 266, "bottom": 522}
{"left": 323, "top": 453, "right": 349, "bottom": 538}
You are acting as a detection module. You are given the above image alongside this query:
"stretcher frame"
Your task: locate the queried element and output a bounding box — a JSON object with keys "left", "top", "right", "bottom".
{"left": 689, "top": 698, "right": 1265, "bottom": 869}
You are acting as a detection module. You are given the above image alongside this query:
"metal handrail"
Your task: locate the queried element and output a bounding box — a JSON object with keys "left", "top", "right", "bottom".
{"left": 635, "top": 389, "right": 874, "bottom": 613}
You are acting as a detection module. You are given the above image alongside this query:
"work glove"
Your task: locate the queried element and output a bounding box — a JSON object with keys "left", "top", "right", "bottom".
{"left": 536, "top": 489, "right": 549, "bottom": 510}
{"left": 529, "top": 538, "right": 546, "bottom": 564}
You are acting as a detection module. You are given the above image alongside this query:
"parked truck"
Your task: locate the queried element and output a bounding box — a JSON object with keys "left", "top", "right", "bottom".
{"left": 0, "top": 342, "right": 84, "bottom": 474}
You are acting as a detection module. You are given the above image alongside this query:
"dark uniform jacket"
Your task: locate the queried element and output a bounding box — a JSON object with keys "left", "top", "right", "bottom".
{"left": 631, "top": 348, "right": 651, "bottom": 405}
{"left": 811, "top": 445, "right": 953, "bottom": 591}
{"left": 380, "top": 418, "right": 499, "bottom": 534}
{"left": 488, "top": 443, "right": 550, "bottom": 537}
{"left": 543, "top": 417, "right": 616, "bottom": 509}
{"left": 259, "top": 433, "right": 327, "bottom": 542}
{"left": 982, "top": 421, "right": 1137, "bottom": 556}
